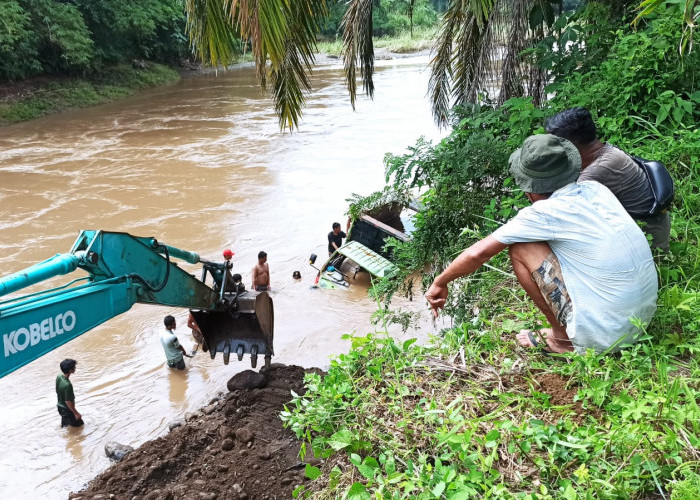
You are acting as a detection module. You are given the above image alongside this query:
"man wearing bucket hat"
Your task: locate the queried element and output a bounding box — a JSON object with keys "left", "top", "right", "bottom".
{"left": 425, "top": 134, "right": 658, "bottom": 354}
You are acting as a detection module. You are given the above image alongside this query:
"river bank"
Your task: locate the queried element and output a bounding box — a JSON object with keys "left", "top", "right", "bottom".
{"left": 70, "top": 364, "right": 321, "bottom": 499}
{"left": 0, "top": 63, "right": 181, "bottom": 126}
{"left": 0, "top": 39, "right": 433, "bottom": 127}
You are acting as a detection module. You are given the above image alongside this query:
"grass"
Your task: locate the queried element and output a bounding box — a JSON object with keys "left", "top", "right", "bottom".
{"left": 283, "top": 311, "right": 700, "bottom": 498}
{"left": 0, "top": 63, "right": 180, "bottom": 125}
{"left": 282, "top": 164, "right": 700, "bottom": 498}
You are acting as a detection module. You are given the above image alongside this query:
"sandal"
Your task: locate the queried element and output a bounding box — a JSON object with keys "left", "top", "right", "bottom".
{"left": 521, "top": 329, "right": 554, "bottom": 354}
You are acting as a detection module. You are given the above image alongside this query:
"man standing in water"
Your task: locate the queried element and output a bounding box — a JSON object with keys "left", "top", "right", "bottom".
{"left": 252, "top": 251, "right": 271, "bottom": 291}
{"left": 425, "top": 134, "right": 657, "bottom": 354}
{"left": 327, "top": 222, "right": 347, "bottom": 256}
{"left": 161, "top": 315, "right": 192, "bottom": 370}
{"left": 56, "top": 359, "right": 84, "bottom": 427}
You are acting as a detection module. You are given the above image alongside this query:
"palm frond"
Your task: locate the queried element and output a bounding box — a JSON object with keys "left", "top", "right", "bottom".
{"left": 428, "top": 4, "right": 459, "bottom": 125}
{"left": 185, "top": 0, "right": 240, "bottom": 67}
{"left": 185, "top": 0, "right": 327, "bottom": 131}
{"left": 453, "top": 11, "right": 494, "bottom": 106}
{"left": 496, "top": 0, "right": 530, "bottom": 104}
{"left": 341, "top": 0, "right": 374, "bottom": 109}
{"left": 271, "top": 0, "right": 327, "bottom": 130}
{"left": 429, "top": 0, "right": 553, "bottom": 126}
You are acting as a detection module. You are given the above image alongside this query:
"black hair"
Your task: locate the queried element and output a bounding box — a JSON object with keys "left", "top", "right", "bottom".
{"left": 60, "top": 359, "right": 77, "bottom": 374}
{"left": 292, "top": 271, "right": 301, "bottom": 279}
{"left": 164, "top": 315, "right": 176, "bottom": 328}
{"left": 545, "top": 107, "right": 597, "bottom": 146}
{"left": 232, "top": 273, "right": 242, "bottom": 282}
{"left": 332, "top": 222, "right": 341, "bottom": 229}
{"left": 258, "top": 251, "right": 267, "bottom": 259}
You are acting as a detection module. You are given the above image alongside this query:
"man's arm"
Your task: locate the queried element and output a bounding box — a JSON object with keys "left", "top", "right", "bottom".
{"left": 65, "top": 400, "right": 81, "bottom": 420}
{"left": 178, "top": 344, "right": 192, "bottom": 358}
{"left": 425, "top": 235, "right": 507, "bottom": 317}
{"left": 187, "top": 314, "right": 201, "bottom": 333}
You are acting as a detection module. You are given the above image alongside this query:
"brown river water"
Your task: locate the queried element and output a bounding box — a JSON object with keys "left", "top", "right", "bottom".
{"left": 0, "top": 56, "right": 450, "bottom": 498}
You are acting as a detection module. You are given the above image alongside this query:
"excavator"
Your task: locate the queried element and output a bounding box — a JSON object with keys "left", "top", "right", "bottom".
{"left": 0, "top": 230, "right": 274, "bottom": 379}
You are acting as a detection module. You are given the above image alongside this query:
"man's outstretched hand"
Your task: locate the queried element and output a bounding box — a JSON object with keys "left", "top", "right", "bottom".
{"left": 425, "top": 282, "right": 448, "bottom": 318}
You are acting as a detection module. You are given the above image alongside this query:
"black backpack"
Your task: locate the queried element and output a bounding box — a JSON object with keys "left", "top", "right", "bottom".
{"left": 629, "top": 156, "right": 674, "bottom": 218}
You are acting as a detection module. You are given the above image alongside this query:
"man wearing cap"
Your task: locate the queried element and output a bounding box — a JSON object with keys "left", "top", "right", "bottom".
{"left": 425, "top": 134, "right": 658, "bottom": 354}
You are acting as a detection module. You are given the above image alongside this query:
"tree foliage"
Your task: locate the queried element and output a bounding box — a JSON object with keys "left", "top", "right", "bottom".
{"left": 0, "top": 0, "right": 190, "bottom": 81}
{"left": 365, "top": 4, "right": 700, "bottom": 317}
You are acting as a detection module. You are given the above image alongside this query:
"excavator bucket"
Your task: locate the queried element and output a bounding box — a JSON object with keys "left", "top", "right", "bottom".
{"left": 190, "top": 291, "right": 274, "bottom": 369}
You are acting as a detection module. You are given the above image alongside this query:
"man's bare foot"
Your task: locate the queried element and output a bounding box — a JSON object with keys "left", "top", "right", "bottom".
{"left": 516, "top": 328, "right": 572, "bottom": 354}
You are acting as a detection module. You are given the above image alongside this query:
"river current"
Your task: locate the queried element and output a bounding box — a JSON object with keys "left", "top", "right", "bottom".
{"left": 0, "top": 56, "right": 447, "bottom": 497}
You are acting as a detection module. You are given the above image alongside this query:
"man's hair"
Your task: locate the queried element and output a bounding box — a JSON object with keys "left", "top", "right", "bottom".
{"left": 164, "top": 315, "right": 176, "bottom": 328}
{"left": 545, "top": 107, "right": 597, "bottom": 146}
{"left": 332, "top": 222, "right": 341, "bottom": 230}
{"left": 232, "top": 273, "right": 242, "bottom": 282}
{"left": 258, "top": 251, "right": 267, "bottom": 259}
{"left": 60, "top": 359, "right": 77, "bottom": 374}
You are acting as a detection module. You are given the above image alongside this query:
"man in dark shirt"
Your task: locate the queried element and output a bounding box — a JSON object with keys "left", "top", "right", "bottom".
{"left": 327, "top": 222, "right": 347, "bottom": 256}
{"left": 546, "top": 107, "right": 670, "bottom": 251}
{"left": 56, "top": 359, "right": 84, "bottom": 427}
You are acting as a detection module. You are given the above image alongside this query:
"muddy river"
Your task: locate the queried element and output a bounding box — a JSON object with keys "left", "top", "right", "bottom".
{"left": 0, "top": 56, "right": 448, "bottom": 498}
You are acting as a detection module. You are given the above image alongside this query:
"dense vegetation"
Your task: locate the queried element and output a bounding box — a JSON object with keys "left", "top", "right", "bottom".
{"left": 283, "top": 2, "right": 700, "bottom": 498}
{"left": 320, "top": 0, "right": 443, "bottom": 38}
{"left": 0, "top": 0, "right": 190, "bottom": 81}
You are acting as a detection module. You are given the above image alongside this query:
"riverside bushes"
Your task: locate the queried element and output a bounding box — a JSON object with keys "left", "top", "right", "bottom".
{"left": 282, "top": 3, "right": 700, "bottom": 498}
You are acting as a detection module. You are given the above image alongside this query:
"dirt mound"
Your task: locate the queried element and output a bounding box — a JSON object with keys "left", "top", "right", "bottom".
{"left": 71, "top": 364, "right": 322, "bottom": 500}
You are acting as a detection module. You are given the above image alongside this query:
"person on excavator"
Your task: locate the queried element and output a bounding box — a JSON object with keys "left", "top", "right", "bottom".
{"left": 160, "top": 315, "right": 192, "bottom": 370}
{"left": 56, "top": 359, "right": 84, "bottom": 428}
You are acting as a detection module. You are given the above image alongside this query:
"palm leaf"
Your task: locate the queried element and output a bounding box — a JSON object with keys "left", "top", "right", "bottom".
{"left": 185, "top": 0, "right": 328, "bottom": 130}
{"left": 341, "top": 0, "right": 374, "bottom": 109}
{"left": 429, "top": 0, "right": 552, "bottom": 127}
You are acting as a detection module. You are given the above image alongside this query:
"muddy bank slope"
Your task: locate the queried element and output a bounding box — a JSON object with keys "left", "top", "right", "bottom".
{"left": 71, "top": 364, "right": 321, "bottom": 500}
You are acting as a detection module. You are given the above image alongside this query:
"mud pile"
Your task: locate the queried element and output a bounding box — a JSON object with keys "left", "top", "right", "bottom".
{"left": 71, "top": 364, "right": 321, "bottom": 500}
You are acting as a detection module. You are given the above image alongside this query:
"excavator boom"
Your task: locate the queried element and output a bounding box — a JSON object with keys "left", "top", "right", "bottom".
{"left": 0, "top": 230, "right": 274, "bottom": 378}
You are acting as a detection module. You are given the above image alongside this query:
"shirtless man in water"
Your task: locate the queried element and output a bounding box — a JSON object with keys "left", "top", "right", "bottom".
{"left": 252, "top": 251, "right": 270, "bottom": 291}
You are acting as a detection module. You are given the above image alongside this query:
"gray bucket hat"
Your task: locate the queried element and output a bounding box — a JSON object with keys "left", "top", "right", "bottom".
{"left": 509, "top": 134, "right": 581, "bottom": 194}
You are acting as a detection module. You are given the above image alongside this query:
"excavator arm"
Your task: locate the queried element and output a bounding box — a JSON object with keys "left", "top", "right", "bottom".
{"left": 0, "top": 230, "right": 274, "bottom": 378}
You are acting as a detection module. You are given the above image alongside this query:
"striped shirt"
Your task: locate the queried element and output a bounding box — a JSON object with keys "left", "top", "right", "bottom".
{"left": 492, "top": 181, "right": 658, "bottom": 353}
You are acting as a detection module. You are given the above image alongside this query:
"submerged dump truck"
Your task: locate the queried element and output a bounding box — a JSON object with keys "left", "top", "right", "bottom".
{"left": 309, "top": 203, "right": 415, "bottom": 290}
{"left": 0, "top": 230, "right": 273, "bottom": 378}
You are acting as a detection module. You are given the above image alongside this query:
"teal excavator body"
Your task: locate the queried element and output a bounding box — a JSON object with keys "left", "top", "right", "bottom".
{"left": 0, "top": 230, "right": 274, "bottom": 378}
